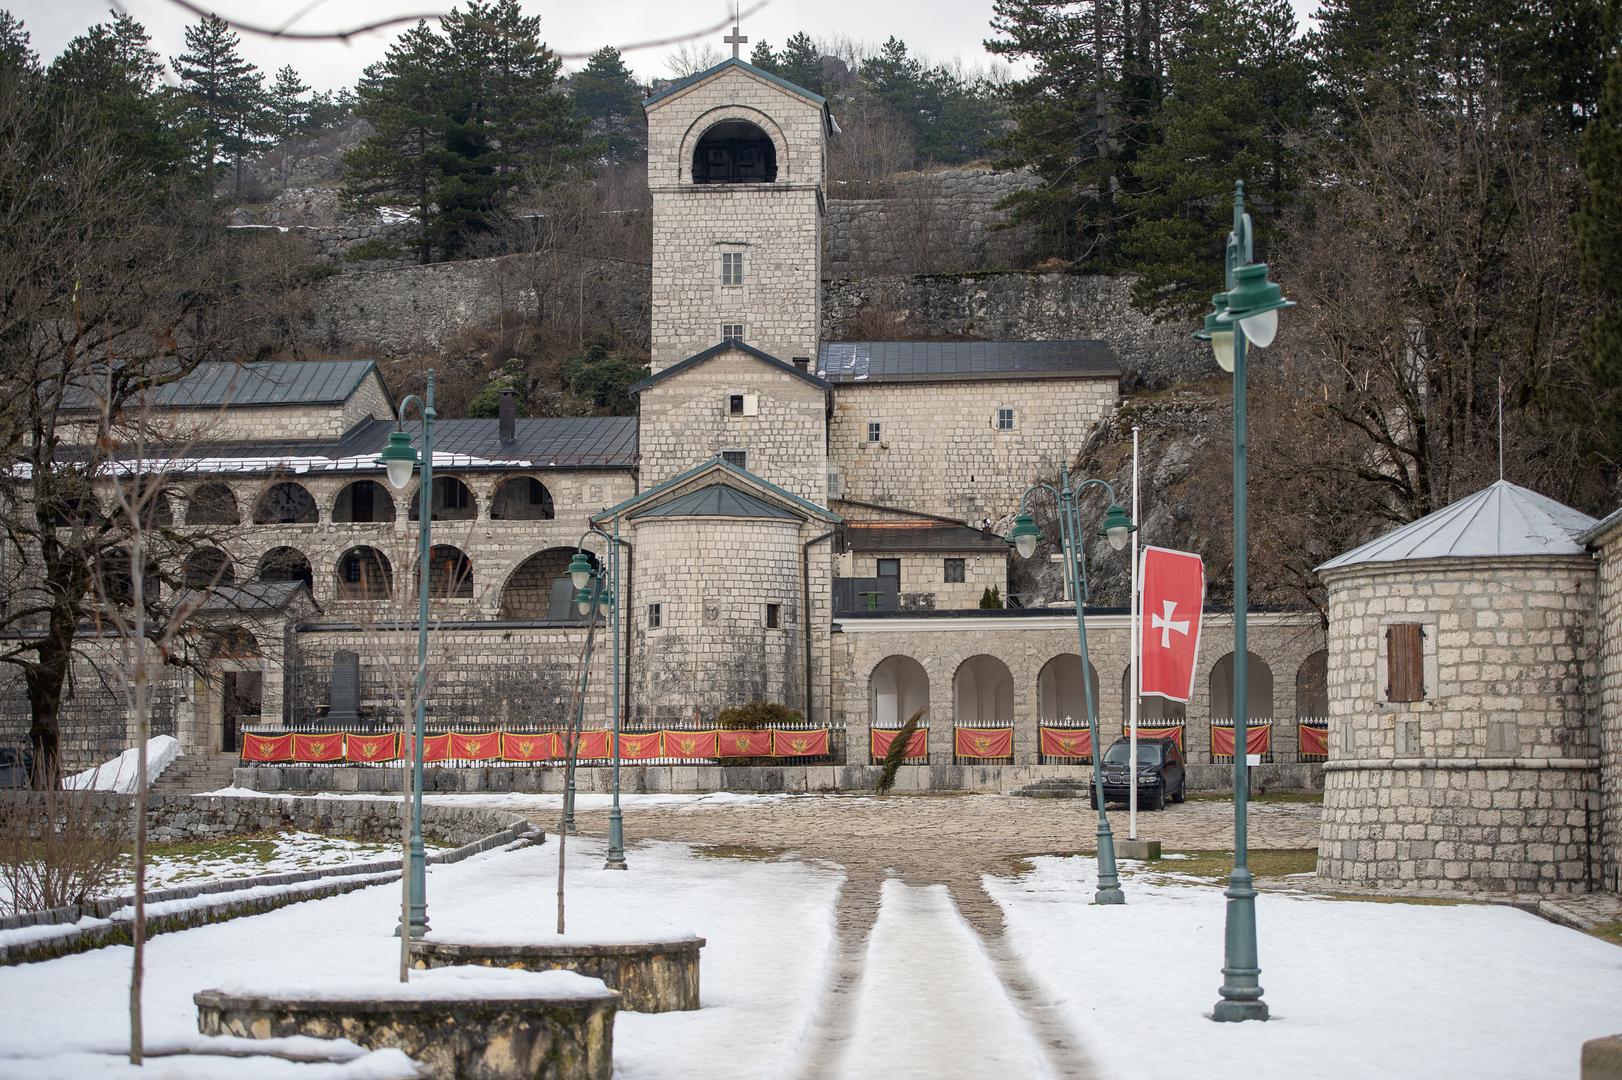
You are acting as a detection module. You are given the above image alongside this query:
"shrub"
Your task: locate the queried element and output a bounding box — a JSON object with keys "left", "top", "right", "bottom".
{"left": 715, "top": 701, "right": 804, "bottom": 728}
{"left": 979, "top": 585, "right": 1002, "bottom": 609}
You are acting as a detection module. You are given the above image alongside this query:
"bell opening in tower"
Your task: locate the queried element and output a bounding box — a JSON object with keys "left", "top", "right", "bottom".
{"left": 692, "top": 120, "right": 778, "bottom": 184}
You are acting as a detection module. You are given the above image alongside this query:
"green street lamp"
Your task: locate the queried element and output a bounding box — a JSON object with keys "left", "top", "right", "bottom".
{"left": 1007, "top": 468, "right": 1135, "bottom": 905}
{"left": 1196, "top": 180, "right": 1292, "bottom": 1024}
{"left": 376, "top": 372, "right": 437, "bottom": 939}
{"left": 560, "top": 528, "right": 630, "bottom": 870}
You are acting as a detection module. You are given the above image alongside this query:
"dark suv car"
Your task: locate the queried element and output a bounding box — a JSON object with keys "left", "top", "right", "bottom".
{"left": 1092, "top": 737, "right": 1186, "bottom": 811}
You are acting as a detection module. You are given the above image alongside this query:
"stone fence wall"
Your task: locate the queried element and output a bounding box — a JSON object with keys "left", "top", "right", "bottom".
{"left": 823, "top": 168, "right": 1041, "bottom": 277}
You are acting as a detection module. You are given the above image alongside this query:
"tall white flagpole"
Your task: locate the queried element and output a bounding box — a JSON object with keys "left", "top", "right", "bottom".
{"left": 1129, "top": 426, "right": 1141, "bottom": 840}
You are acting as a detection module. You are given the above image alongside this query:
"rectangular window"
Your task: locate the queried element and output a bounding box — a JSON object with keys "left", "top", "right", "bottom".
{"left": 721, "top": 252, "right": 744, "bottom": 286}
{"left": 996, "top": 407, "right": 1015, "bottom": 431}
{"left": 647, "top": 602, "right": 662, "bottom": 630}
{"left": 944, "top": 558, "right": 965, "bottom": 583}
{"left": 877, "top": 558, "right": 900, "bottom": 580}
{"left": 722, "top": 449, "right": 748, "bottom": 469}
{"left": 867, "top": 421, "right": 882, "bottom": 443}
{"left": 729, "top": 394, "right": 745, "bottom": 415}
{"left": 765, "top": 602, "right": 781, "bottom": 629}
{"left": 1386, "top": 623, "right": 1426, "bottom": 701}
{"left": 721, "top": 323, "right": 744, "bottom": 340}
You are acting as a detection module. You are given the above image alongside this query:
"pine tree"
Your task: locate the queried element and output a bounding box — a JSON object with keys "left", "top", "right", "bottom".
{"left": 172, "top": 14, "right": 267, "bottom": 192}
{"left": 570, "top": 46, "right": 644, "bottom": 164}
{"left": 266, "top": 65, "right": 311, "bottom": 140}
{"left": 779, "top": 32, "right": 824, "bottom": 95}
{"left": 749, "top": 40, "right": 779, "bottom": 73}
{"left": 45, "top": 14, "right": 183, "bottom": 185}
{"left": 0, "top": 11, "right": 38, "bottom": 79}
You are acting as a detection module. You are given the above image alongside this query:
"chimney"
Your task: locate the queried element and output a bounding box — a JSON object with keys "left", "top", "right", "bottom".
{"left": 499, "top": 389, "right": 516, "bottom": 444}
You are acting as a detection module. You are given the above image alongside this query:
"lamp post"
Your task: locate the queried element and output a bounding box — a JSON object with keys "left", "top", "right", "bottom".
{"left": 1008, "top": 467, "right": 1135, "bottom": 905}
{"left": 377, "top": 371, "right": 437, "bottom": 939}
{"left": 1195, "top": 180, "right": 1292, "bottom": 1023}
{"left": 568, "top": 528, "right": 629, "bottom": 871}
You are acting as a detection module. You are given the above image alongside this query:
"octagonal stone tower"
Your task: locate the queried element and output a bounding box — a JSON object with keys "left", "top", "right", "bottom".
{"left": 1314, "top": 481, "right": 1601, "bottom": 893}
{"left": 643, "top": 58, "right": 832, "bottom": 373}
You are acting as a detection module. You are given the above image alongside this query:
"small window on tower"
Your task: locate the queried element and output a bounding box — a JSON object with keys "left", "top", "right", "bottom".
{"left": 647, "top": 602, "right": 663, "bottom": 630}
{"left": 721, "top": 252, "right": 744, "bottom": 286}
{"left": 765, "top": 602, "right": 781, "bottom": 629}
{"left": 729, "top": 394, "right": 745, "bottom": 415}
{"left": 867, "top": 421, "right": 882, "bottom": 443}
{"left": 721, "top": 323, "right": 744, "bottom": 340}
{"left": 722, "top": 449, "right": 748, "bottom": 469}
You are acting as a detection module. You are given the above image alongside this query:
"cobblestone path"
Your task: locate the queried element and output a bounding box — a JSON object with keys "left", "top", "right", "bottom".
{"left": 540, "top": 793, "right": 1323, "bottom": 1078}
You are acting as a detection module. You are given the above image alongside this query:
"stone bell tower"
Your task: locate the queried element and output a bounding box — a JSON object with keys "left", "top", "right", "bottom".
{"left": 642, "top": 55, "right": 830, "bottom": 373}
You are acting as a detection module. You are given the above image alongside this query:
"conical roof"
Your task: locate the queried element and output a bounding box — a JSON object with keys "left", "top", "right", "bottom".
{"left": 1317, "top": 480, "right": 1597, "bottom": 572}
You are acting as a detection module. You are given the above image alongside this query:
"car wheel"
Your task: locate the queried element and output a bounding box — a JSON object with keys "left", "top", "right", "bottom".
{"left": 1172, "top": 779, "right": 1186, "bottom": 804}
{"left": 1150, "top": 787, "right": 1166, "bottom": 811}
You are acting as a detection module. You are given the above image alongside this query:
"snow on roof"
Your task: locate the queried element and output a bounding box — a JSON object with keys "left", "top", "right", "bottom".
{"left": 1316, "top": 480, "right": 1598, "bottom": 573}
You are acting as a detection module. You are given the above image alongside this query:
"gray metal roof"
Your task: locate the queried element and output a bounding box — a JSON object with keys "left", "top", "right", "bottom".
{"left": 66, "top": 360, "right": 381, "bottom": 411}
{"left": 630, "top": 482, "right": 800, "bottom": 521}
{"left": 335, "top": 417, "right": 638, "bottom": 469}
{"left": 1580, "top": 504, "right": 1622, "bottom": 546}
{"left": 818, "top": 341, "right": 1120, "bottom": 385}
{"left": 1317, "top": 480, "right": 1598, "bottom": 572}
{"left": 643, "top": 56, "right": 829, "bottom": 110}
{"left": 844, "top": 521, "right": 1009, "bottom": 552}
{"left": 182, "top": 580, "right": 313, "bottom": 614}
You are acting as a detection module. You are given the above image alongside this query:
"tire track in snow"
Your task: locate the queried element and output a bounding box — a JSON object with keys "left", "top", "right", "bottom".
{"left": 790, "top": 872, "right": 884, "bottom": 1080}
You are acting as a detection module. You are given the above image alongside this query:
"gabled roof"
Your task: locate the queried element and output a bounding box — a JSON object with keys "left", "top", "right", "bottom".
{"left": 594, "top": 457, "right": 840, "bottom": 525}
{"left": 1317, "top": 480, "right": 1598, "bottom": 573}
{"left": 629, "top": 340, "right": 830, "bottom": 395}
{"left": 818, "top": 341, "right": 1120, "bottom": 385}
{"left": 843, "top": 520, "right": 1009, "bottom": 553}
{"left": 644, "top": 56, "right": 830, "bottom": 115}
{"left": 630, "top": 482, "right": 799, "bottom": 521}
{"left": 1580, "top": 504, "right": 1622, "bottom": 547}
{"left": 65, "top": 360, "right": 383, "bottom": 412}
{"left": 180, "top": 579, "right": 318, "bottom": 615}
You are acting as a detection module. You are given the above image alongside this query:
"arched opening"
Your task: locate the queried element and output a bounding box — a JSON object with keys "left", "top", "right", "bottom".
{"left": 420, "top": 545, "right": 474, "bottom": 599}
{"left": 954, "top": 654, "right": 1014, "bottom": 727}
{"left": 1121, "top": 665, "right": 1187, "bottom": 722}
{"left": 692, "top": 119, "right": 778, "bottom": 183}
{"left": 1296, "top": 649, "right": 1328, "bottom": 719}
{"left": 332, "top": 480, "right": 396, "bottom": 524}
{"left": 253, "top": 481, "right": 318, "bottom": 525}
{"left": 870, "top": 655, "right": 930, "bottom": 729}
{"left": 186, "top": 482, "right": 239, "bottom": 525}
{"left": 183, "top": 547, "right": 235, "bottom": 589}
{"left": 498, "top": 547, "right": 597, "bottom": 620}
{"left": 255, "top": 546, "right": 313, "bottom": 593}
{"left": 1037, "top": 653, "right": 1100, "bottom": 722}
{"left": 98, "top": 548, "right": 157, "bottom": 606}
{"left": 490, "top": 477, "right": 555, "bottom": 521}
{"left": 336, "top": 546, "right": 393, "bottom": 600}
{"left": 1210, "top": 651, "right": 1275, "bottom": 719}
{"left": 408, "top": 476, "right": 476, "bottom": 522}
{"left": 121, "top": 476, "right": 173, "bottom": 527}
{"left": 45, "top": 481, "right": 100, "bottom": 527}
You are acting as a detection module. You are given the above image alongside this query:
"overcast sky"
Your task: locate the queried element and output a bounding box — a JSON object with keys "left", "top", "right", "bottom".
{"left": 13, "top": 0, "right": 1320, "bottom": 92}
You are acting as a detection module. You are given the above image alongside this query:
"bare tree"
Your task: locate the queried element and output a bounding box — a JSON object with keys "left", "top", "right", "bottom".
{"left": 665, "top": 42, "right": 724, "bottom": 79}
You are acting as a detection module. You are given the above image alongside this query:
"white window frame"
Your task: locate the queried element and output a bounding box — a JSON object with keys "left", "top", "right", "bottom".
{"left": 720, "top": 252, "right": 744, "bottom": 287}
{"left": 721, "top": 323, "right": 744, "bottom": 340}
{"left": 996, "top": 407, "right": 1016, "bottom": 432}
{"left": 647, "top": 602, "right": 663, "bottom": 630}
{"left": 867, "top": 421, "right": 882, "bottom": 444}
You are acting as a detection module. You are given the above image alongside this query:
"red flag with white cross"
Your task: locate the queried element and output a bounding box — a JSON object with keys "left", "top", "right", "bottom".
{"left": 1139, "top": 546, "right": 1205, "bottom": 703}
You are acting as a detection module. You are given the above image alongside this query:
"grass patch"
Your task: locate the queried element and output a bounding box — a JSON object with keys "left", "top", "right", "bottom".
{"left": 1590, "top": 921, "right": 1622, "bottom": 946}
{"left": 139, "top": 832, "right": 285, "bottom": 864}
{"left": 1185, "top": 790, "right": 1324, "bottom": 804}
{"left": 692, "top": 844, "right": 786, "bottom": 862}
{"left": 1137, "top": 848, "right": 1318, "bottom": 886}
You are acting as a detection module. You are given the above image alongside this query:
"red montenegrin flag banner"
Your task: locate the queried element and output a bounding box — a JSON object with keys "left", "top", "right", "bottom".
{"left": 717, "top": 729, "right": 772, "bottom": 757}
{"left": 410, "top": 733, "right": 451, "bottom": 763}
{"left": 1212, "top": 724, "right": 1272, "bottom": 756}
{"left": 501, "top": 732, "right": 559, "bottom": 762}
{"left": 292, "top": 733, "right": 345, "bottom": 762}
{"left": 243, "top": 732, "right": 294, "bottom": 762}
{"left": 447, "top": 732, "right": 500, "bottom": 761}
{"left": 1298, "top": 723, "right": 1329, "bottom": 757}
{"left": 773, "top": 729, "right": 830, "bottom": 757}
{"left": 665, "top": 730, "right": 719, "bottom": 759}
{"left": 871, "top": 728, "right": 927, "bottom": 760}
{"left": 569, "top": 729, "right": 610, "bottom": 760}
{"left": 954, "top": 727, "right": 1013, "bottom": 759}
{"left": 618, "top": 731, "right": 663, "bottom": 760}
{"left": 1139, "top": 546, "right": 1206, "bottom": 703}
{"left": 1128, "top": 724, "right": 1184, "bottom": 749}
{"left": 1039, "top": 727, "right": 1092, "bottom": 759}
{"left": 344, "top": 732, "right": 399, "bottom": 763}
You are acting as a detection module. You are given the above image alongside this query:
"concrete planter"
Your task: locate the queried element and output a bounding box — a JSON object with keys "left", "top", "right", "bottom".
{"left": 412, "top": 936, "right": 704, "bottom": 1013}
{"left": 195, "top": 978, "right": 617, "bottom": 1080}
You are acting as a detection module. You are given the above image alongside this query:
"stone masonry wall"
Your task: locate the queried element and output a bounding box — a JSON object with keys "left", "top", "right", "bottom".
{"left": 829, "top": 376, "right": 1116, "bottom": 522}
{"left": 1316, "top": 557, "right": 1601, "bottom": 892}
{"left": 1592, "top": 518, "right": 1622, "bottom": 892}
{"left": 823, "top": 168, "right": 1040, "bottom": 277}
{"left": 844, "top": 550, "right": 1006, "bottom": 611}
{"left": 636, "top": 350, "right": 828, "bottom": 501}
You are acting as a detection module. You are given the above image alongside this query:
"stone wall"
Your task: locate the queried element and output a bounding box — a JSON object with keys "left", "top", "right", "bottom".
{"left": 1316, "top": 556, "right": 1602, "bottom": 893}
{"left": 822, "top": 273, "right": 1209, "bottom": 390}
{"left": 1590, "top": 516, "right": 1622, "bottom": 892}
{"left": 842, "top": 549, "right": 1006, "bottom": 611}
{"left": 828, "top": 375, "right": 1117, "bottom": 522}
{"left": 823, "top": 168, "right": 1040, "bottom": 277}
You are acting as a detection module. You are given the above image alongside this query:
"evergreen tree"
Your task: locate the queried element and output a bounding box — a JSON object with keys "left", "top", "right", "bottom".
{"left": 266, "top": 64, "right": 311, "bottom": 140}
{"left": 172, "top": 14, "right": 267, "bottom": 192}
{"left": 1120, "top": 0, "right": 1311, "bottom": 317}
{"left": 306, "top": 87, "right": 357, "bottom": 130}
{"left": 0, "top": 11, "right": 38, "bottom": 79}
{"left": 779, "top": 32, "right": 824, "bottom": 95}
{"left": 749, "top": 40, "right": 779, "bottom": 73}
{"left": 45, "top": 14, "right": 183, "bottom": 185}
{"left": 570, "top": 46, "right": 644, "bottom": 164}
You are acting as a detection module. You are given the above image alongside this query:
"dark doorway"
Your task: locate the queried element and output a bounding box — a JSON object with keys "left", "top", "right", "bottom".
{"left": 222, "top": 671, "right": 262, "bottom": 753}
{"left": 692, "top": 120, "right": 777, "bottom": 183}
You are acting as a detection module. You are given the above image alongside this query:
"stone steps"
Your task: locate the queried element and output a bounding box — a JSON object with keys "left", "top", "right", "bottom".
{"left": 151, "top": 753, "right": 239, "bottom": 796}
{"left": 1011, "top": 778, "right": 1093, "bottom": 799}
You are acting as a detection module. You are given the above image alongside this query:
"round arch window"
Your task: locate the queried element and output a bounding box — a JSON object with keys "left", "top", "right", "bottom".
{"left": 692, "top": 120, "right": 777, "bottom": 183}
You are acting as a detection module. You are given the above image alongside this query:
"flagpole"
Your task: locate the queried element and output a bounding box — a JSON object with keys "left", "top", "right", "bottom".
{"left": 1129, "top": 426, "right": 1140, "bottom": 840}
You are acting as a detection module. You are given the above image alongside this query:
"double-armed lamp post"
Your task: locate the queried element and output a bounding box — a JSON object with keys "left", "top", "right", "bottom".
{"left": 376, "top": 372, "right": 437, "bottom": 939}
{"left": 1008, "top": 470, "right": 1135, "bottom": 905}
{"left": 1194, "top": 180, "right": 1293, "bottom": 1023}
{"left": 568, "top": 530, "right": 628, "bottom": 871}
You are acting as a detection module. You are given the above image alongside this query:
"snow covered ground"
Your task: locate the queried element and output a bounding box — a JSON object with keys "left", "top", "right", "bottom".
{"left": 137, "top": 831, "right": 407, "bottom": 892}
{"left": 0, "top": 836, "right": 843, "bottom": 1079}
{"left": 63, "top": 735, "right": 180, "bottom": 794}
{"left": 983, "top": 856, "right": 1622, "bottom": 1080}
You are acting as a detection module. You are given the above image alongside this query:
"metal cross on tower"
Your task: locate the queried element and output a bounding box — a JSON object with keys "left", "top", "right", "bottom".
{"left": 724, "top": 6, "right": 747, "bottom": 57}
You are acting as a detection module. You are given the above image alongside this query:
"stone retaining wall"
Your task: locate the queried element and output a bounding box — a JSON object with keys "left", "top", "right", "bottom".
{"left": 824, "top": 168, "right": 1040, "bottom": 277}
